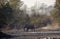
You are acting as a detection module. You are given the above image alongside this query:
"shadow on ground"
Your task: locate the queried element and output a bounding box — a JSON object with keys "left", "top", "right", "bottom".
{"left": 0, "top": 32, "right": 19, "bottom": 39}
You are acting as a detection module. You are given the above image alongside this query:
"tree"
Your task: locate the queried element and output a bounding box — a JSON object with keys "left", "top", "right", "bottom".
{"left": 0, "top": 0, "right": 23, "bottom": 29}
{"left": 7, "top": 0, "right": 24, "bottom": 29}
{"left": 0, "top": 2, "right": 13, "bottom": 29}
{"left": 51, "top": 0, "right": 60, "bottom": 23}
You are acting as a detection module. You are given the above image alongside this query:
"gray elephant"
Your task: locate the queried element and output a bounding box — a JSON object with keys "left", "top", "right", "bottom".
{"left": 24, "top": 24, "right": 35, "bottom": 31}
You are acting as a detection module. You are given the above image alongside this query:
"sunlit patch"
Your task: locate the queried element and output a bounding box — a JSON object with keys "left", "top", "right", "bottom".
{"left": 41, "top": 24, "right": 60, "bottom": 30}
{"left": 21, "top": 0, "right": 56, "bottom": 8}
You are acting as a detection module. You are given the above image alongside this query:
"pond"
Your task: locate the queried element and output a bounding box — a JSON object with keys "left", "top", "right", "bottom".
{"left": 4, "top": 31, "right": 60, "bottom": 39}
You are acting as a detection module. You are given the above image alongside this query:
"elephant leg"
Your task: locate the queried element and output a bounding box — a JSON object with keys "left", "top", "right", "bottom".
{"left": 24, "top": 28, "right": 27, "bottom": 31}
{"left": 24, "top": 28, "right": 29, "bottom": 32}
{"left": 26, "top": 28, "right": 29, "bottom": 32}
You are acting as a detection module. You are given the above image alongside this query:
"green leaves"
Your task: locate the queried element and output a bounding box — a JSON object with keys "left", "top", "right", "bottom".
{"left": 0, "top": 1, "right": 14, "bottom": 28}
{"left": 51, "top": 0, "right": 60, "bottom": 23}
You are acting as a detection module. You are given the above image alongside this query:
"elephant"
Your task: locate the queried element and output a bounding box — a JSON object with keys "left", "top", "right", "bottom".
{"left": 23, "top": 24, "right": 35, "bottom": 31}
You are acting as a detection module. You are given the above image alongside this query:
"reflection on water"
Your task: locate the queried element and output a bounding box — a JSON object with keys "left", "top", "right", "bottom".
{"left": 2, "top": 31, "right": 60, "bottom": 39}
{"left": 8, "top": 37, "right": 60, "bottom": 39}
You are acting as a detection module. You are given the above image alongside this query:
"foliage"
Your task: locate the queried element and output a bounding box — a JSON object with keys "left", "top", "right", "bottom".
{"left": 0, "top": 0, "right": 23, "bottom": 29}
{"left": 0, "top": 0, "right": 54, "bottom": 30}
{"left": 0, "top": 2, "right": 13, "bottom": 29}
{"left": 51, "top": 0, "right": 60, "bottom": 23}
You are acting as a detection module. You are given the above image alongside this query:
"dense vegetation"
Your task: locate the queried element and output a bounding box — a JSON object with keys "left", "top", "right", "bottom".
{"left": 51, "top": 0, "right": 60, "bottom": 23}
{"left": 0, "top": 0, "right": 60, "bottom": 31}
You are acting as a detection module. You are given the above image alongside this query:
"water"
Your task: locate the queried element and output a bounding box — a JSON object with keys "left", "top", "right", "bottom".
{"left": 7, "top": 31, "right": 60, "bottom": 39}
